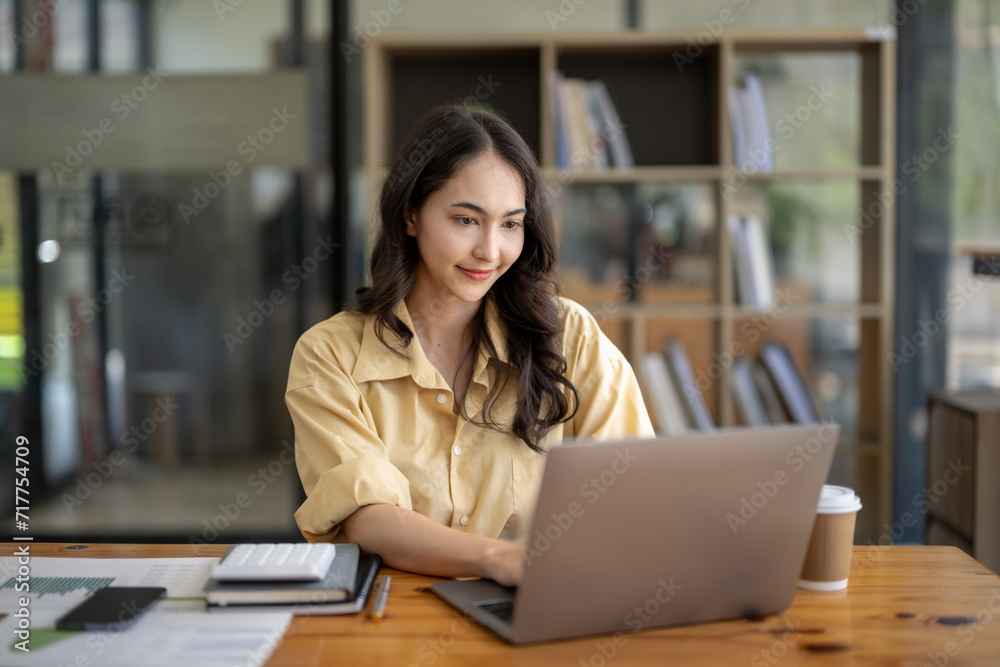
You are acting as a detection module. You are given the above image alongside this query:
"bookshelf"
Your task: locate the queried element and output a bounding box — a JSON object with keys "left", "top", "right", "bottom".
{"left": 364, "top": 28, "right": 895, "bottom": 542}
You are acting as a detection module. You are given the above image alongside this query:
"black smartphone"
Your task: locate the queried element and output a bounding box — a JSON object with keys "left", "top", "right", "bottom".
{"left": 55, "top": 586, "right": 167, "bottom": 631}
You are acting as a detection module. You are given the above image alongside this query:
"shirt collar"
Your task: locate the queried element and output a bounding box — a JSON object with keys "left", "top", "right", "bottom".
{"left": 353, "top": 298, "right": 510, "bottom": 386}
{"left": 353, "top": 301, "right": 420, "bottom": 384}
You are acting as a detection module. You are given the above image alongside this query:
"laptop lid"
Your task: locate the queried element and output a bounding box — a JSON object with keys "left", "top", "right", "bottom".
{"left": 507, "top": 423, "right": 840, "bottom": 644}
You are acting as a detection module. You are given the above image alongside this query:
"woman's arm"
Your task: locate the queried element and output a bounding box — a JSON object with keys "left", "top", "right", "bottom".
{"left": 340, "top": 503, "right": 526, "bottom": 586}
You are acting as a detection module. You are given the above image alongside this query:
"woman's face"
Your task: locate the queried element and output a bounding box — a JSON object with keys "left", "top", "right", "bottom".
{"left": 406, "top": 151, "right": 526, "bottom": 306}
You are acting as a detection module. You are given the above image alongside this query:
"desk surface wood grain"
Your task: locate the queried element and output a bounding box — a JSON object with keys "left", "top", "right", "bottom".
{"left": 3, "top": 543, "right": 1000, "bottom": 666}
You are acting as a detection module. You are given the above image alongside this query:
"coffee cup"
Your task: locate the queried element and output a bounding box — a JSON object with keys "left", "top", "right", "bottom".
{"left": 798, "top": 484, "right": 862, "bottom": 591}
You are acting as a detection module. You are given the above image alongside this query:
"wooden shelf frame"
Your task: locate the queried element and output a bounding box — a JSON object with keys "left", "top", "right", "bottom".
{"left": 365, "top": 27, "right": 896, "bottom": 540}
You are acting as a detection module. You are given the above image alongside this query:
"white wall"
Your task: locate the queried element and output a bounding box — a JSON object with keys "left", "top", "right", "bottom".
{"left": 352, "top": 0, "right": 627, "bottom": 33}
{"left": 152, "top": 0, "right": 894, "bottom": 76}
{"left": 644, "top": 0, "right": 891, "bottom": 30}
{"left": 153, "top": 0, "right": 286, "bottom": 73}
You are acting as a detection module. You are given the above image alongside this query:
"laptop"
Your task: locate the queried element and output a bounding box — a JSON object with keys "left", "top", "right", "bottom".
{"left": 431, "top": 423, "right": 840, "bottom": 644}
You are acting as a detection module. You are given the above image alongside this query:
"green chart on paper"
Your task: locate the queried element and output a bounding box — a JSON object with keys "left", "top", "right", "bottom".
{"left": 0, "top": 576, "right": 114, "bottom": 597}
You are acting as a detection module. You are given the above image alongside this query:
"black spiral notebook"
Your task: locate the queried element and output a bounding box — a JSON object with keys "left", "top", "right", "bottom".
{"left": 206, "top": 554, "right": 382, "bottom": 616}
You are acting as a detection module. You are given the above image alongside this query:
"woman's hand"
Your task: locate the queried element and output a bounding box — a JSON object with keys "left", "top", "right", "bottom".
{"left": 481, "top": 542, "right": 526, "bottom": 587}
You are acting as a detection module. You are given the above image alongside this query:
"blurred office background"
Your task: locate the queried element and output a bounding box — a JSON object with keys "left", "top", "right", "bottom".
{"left": 0, "top": 0, "right": 997, "bottom": 544}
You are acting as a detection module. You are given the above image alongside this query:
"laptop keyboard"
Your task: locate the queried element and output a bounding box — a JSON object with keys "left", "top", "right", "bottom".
{"left": 477, "top": 599, "right": 516, "bottom": 624}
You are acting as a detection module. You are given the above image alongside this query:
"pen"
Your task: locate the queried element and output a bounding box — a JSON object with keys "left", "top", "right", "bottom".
{"left": 371, "top": 575, "right": 391, "bottom": 622}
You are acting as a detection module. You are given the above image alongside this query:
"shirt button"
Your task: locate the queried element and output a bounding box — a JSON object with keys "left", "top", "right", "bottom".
{"left": 459, "top": 515, "right": 469, "bottom": 526}
{"left": 437, "top": 394, "right": 447, "bottom": 404}
{"left": 453, "top": 445, "right": 461, "bottom": 456}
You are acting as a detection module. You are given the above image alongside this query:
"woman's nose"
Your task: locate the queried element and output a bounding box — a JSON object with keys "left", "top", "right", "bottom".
{"left": 473, "top": 228, "right": 500, "bottom": 262}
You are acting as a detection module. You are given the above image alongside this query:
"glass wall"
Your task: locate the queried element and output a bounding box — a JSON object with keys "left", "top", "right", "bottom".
{"left": 0, "top": 174, "right": 19, "bottom": 465}
{"left": 950, "top": 0, "right": 1000, "bottom": 387}
{"left": 2, "top": 0, "right": 321, "bottom": 540}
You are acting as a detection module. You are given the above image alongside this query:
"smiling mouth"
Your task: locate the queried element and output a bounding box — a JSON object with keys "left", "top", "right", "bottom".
{"left": 458, "top": 267, "right": 495, "bottom": 281}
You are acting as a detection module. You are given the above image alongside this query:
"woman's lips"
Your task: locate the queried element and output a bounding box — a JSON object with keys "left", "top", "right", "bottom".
{"left": 458, "top": 267, "right": 495, "bottom": 281}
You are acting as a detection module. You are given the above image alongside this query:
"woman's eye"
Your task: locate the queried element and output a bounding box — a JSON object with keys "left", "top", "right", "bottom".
{"left": 457, "top": 217, "right": 476, "bottom": 225}
{"left": 502, "top": 220, "right": 523, "bottom": 230}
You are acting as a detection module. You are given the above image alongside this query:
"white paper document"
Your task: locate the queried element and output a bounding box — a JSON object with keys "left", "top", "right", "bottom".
{"left": 0, "top": 556, "right": 218, "bottom": 614}
{"left": 0, "top": 556, "right": 292, "bottom": 667}
{"left": 0, "top": 609, "right": 291, "bottom": 667}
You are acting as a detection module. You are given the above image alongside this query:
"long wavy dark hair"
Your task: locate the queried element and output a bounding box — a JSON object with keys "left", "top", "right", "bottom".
{"left": 356, "top": 104, "right": 578, "bottom": 451}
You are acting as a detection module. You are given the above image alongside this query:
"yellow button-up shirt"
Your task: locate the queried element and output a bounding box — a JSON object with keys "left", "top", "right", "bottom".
{"left": 287, "top": 296, "right": 653, "bottom": 545}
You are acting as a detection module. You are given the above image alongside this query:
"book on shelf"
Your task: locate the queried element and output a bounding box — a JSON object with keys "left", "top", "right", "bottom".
{"left": 744, "top": 214, "right": 777, "bottom": 308}
{"left": 563, "top": 78, "right": 597, "bottom": 170}
{"left": 728, "top": 214, "right": 776, "bottom": 309}
{"left": 582, "top": 81, "right": 609, "bottom": 170}
{"left": 204, "top": 543, "right": 360, "bottom": 607}
{"left": 727, "top": 86, "right": 748, "bottom": 175}
{"left": 743, "top": 73, "right": 773, "bottom": 172}
{"left": 587, "top": 79, "right": 634, "bottom": 169}
{"left": 552, "top": 73, "right": 634, "bottom": 170}
{"left": 728, "top": 72, "right": 773, "bottom": 172}
{"left": 638, "top": 351, "right": 691, "bottom": 436}
{"left": 730, "top": 356, "right": 771, "bottom": 427}
{"left": 550, "top": 70, "right": 571, "bottom": 171}
{"left": 664, "top": 338, "right": 716, "bottom": 431}
{"left": 751, "top": 359, "right": 790, "bottom": 424}
{"left": 759, "top": 341, "right": 820, "bottom": 424}
{"left": 728, "top": 215, "right": 755, "bottom": 309}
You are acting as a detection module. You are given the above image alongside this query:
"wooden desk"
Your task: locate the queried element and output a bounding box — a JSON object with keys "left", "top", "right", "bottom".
{"left": 4, "top": 543, "right": 1000, "bottom": 665}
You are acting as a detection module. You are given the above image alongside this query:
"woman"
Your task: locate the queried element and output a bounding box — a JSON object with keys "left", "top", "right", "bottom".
{"left": 287, "top": 105, "right": 652, "bottom": 587}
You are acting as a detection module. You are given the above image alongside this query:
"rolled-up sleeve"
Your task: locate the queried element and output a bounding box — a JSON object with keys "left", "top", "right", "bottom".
{"left": 287, "top": 352, "right": 413, "bottom": 542}
{"left": 558, "top": 298, "right": 655, "bottom": 440}
{"left": 572, "top": 353, "right": 655, "bottom": 439}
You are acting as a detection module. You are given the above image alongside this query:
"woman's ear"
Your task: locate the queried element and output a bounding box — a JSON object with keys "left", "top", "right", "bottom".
{"left": 404, "top": 203, "right": 417, "bottom": 237}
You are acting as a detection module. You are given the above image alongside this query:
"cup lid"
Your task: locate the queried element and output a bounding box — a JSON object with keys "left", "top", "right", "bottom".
{"left": 816, "top": 484, "right": 862, "bottom": 513}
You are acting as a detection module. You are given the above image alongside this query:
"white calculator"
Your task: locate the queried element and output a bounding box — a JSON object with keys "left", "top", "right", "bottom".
{"left": 211, "top": 543, "right": 337, "bottom": 581}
